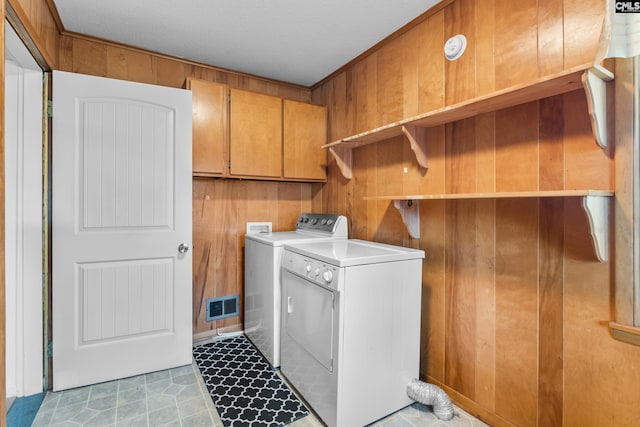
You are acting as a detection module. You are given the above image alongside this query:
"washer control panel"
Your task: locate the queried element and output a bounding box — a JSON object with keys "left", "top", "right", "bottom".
{"left": 282, "top": 250, "right": 340, "bottom": 291}
{"left": 295, "top": 213, "right": 348, "bottom": 236}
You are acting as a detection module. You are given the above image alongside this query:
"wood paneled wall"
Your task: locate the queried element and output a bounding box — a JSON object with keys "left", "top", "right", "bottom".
{"left": 312, "top": 0, "right": 640, "bottom": 426}
{"left": 57, "top": 34, "right": 312, "bottom": 101}
{"left": 192, "top": 180, "right": 319, "bottom": 336}
{"left": 314, "top": 0, "right": 605, "bottom": 141}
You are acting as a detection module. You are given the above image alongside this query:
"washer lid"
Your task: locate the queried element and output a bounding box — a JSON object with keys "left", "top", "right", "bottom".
{"left": 246, "top": 230, "right": 347, "bottom": 246}
{"left": 284, "top": 239, "right": 425, "bottom": 267}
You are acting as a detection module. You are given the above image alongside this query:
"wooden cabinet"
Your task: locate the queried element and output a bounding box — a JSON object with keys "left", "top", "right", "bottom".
{"left": 283, "top": 100, "right": 327, "bottom": 181}
{"left": 229, "top": 88, "right": 282, "bottom": 178}
{"left": 187, "top": 82, "right": 327, "bottom": 181}
{"left": 186, "top": 78, "right": 228, "bottom": 176}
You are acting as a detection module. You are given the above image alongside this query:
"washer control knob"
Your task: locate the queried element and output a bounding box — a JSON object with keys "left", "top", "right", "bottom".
{"left": 314, "top": 268, "right": 321, "bottom": 276}
{"left": 305, "top": 264, "right": 312, "bottom": 273}
{"left": 322, "top": 270, "right": 333, "bottom": 283}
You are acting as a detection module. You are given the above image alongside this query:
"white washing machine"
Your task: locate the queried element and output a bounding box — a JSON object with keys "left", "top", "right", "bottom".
{"left": 280, "top": 239, "right": 425, "bottom": 427}
{"left": 244, "top": 213, "right": 348, "bottom": 368}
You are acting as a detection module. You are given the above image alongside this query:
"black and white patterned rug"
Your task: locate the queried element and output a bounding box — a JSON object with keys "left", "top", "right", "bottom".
{"left": 193, "top": 335, "right": 309, "bottom": 427}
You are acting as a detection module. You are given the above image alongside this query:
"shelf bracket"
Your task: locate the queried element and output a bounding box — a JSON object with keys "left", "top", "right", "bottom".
{"left": 401, "top": 125, "right": 429, "bottom": 169}
{"left": 581, "top": 195, "right": 609, "bottom": 262}
{"left": 329, "top": 146, "right": 353, "bottom": 179}
{"left": 393, "top": 199, "right": 420, "bottom": 239}
{"left": 582, "top": 65, "right": 614, "bottom": 150}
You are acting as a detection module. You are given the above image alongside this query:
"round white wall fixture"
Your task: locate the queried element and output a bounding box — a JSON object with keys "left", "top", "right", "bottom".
{"left": 444, "top": 34, "right": 467, "bottom": 61}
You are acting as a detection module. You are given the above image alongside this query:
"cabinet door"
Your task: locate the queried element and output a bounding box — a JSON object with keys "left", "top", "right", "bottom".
{"left": 229, "top": 88, "right": 282, "bottom": 178}
{"left": 187, "top": 78, "right": 228, "bottom": 176}
{"left": 283, "top": 100, "right": 327, "bottom": 181}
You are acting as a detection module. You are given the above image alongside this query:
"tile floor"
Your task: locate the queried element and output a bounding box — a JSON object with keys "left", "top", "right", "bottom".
{"left": 31, "top": 360, "right": 489, "bottom": 427}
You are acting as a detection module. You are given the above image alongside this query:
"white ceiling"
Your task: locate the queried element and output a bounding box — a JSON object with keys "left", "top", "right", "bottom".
{"left": 52, "top": 0, "right": 442, "bottom": 86}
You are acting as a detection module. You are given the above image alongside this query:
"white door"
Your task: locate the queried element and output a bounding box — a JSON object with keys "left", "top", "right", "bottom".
{"left": 52, "top": 70, "right": 192, "bottom": 391}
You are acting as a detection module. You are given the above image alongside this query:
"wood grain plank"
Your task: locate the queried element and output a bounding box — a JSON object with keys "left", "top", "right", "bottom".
{"left": 420, "top": 199, "right": 447, "bottom": 382}
{"left": 342, "top": 68, "right": 356, "bottom": 138}
{"left": 324, "top": 71, "right": 343, "bottom": 141}
{"left": 494, "top": 0, "right": 538, "bottom": 89}
{"left": 495, "top": 102, "right": 539, "bottom": 192}
{"left": 474, "top": 199, "right": 496, "bottom": 410}
{"left": 417, "top": 10, "right": 445, "bottom": 113}
{"left": 420, "top": 125, "right": 447, "bottom": 196}
{"left": 475, "top": 0, "right": 495, "bottom": 96}
{"left": 366, "top": 143, "right": 380, "bottom": 242}
{"left": 475, "top": 112, "right": 495, "bottom": 193}
{"left": 539, "top": 95, "right": 565, "bottom": 190}
{"left": 363, "top": 53, "right": 379, "bottom": 132}
{"left": 211, "top": 181, "right": 238, "bottom": 330}
{"left": 376, "top": 37, "right": 404, "bottom": 125}
{"left": 376, "top": 137, "right": 405, "bottom": 203}
{"left": 563, "top": 0, "right": 605, "bottom": 69}
{"left": 537, "top": 0, "right": 564, "bottom": 75}
{"left": 192, "top": 179, "right": 215, "bottom": 334}
{"left": 58, "top": 34, "right": 73, "bottom": 71}
{"left": 444, "top": 0, "right": 476, "bottom": 105}
{"left": 444, "top": 199, "right": 477, "bottom": 397}
{"left": 537, "top": 198, "right": 564, "bottom": 426}
{"left": 156, "top": 57, "right": 186, "bottom": 88}
{"left": 124, "top": 49, "right": 156, "bottom": 84}
{"left": 446, "top": 118, "right": 476, "bottom": 194}
{"left": 350, "top": 61, "right": 365, "bottom": 138}
{"left": 276, "top": 183, "right": 302, "bottom": 231}
{"left": 233, "top": 181, "right": 249, "bottom": 330}
{"left": 300, "top": 184, "right": 315, "bottom": 214}
{"left": 106, "top": 46, "right": 127, "bottom": 81}
{"left": 375, "top": 199, "right": 406, "bottom": 247}
{"left": 402, "top": 26, "right": 420, "bottom": 119}
{"left": 72, "top": 37, "right": 107, "bottom": 76}
{"left": 494, "top": 199, "right": 538, "bottom": 427}
{"left": 401, "top": 134, "right": 422, "bottom": 197}
{"left": 563, "top": 89, "right": 613, "bottom": 191}
{"left": 353, "top": 143, "right": 376, "bottom": 240}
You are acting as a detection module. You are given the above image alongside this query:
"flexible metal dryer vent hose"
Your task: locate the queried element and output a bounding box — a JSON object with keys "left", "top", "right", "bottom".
{"left": 406, "top": 378, "right": 454, "bottom": 421}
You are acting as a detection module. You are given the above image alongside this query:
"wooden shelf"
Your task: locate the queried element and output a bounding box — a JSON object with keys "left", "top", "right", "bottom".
{"left": 363, "top": 189, "right": 613, "bottom": 200}
{"left": 324, "top": 63, "right": 613, "bottom": 180}
{"left": 367, "top": 190, "right": 613, "bottom": 263}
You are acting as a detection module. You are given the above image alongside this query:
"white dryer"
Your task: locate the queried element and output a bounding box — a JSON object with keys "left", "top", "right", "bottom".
{"left": 244, "top": 213, "right": 348, "bottom": 368}
{"left": 280, "top": 239, "right": 425, "bottom": 427}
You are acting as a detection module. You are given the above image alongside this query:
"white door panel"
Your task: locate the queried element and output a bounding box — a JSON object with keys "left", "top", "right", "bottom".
{"left": 52, "top": 70, "right": 192, "bottom": 391}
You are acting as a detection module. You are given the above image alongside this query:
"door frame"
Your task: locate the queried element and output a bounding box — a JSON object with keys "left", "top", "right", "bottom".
{"left": 4, "top": 19, "right": 45, "bottom": 400}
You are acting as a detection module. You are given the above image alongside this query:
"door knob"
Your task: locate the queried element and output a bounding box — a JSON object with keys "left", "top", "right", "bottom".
{"left": 178, "top": 243, "right": 190, "bottom": 254}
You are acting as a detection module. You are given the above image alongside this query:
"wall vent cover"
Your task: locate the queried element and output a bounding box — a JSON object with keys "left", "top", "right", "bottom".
{"left": 206, "top": 295, "right": 240, "bottom": 321}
